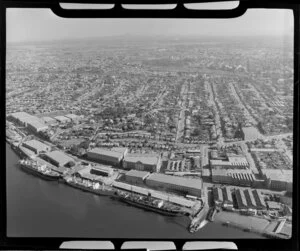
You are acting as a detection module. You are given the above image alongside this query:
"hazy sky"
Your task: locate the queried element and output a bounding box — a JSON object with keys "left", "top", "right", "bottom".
{"left": 6, "top": 5, "right": 293, "bottom": 43}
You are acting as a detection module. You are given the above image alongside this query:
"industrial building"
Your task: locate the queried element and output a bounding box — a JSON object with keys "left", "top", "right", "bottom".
{"left": 212, "top": 187, "right": 223, "bottom": 206}
{"left": 211, "top": 168, "right": 256, "bottom": 187}
{"left": 22, "top": 139, "right": 51, "bottom": 154}
{"left": 124, "top": 170, "right": 150, "bottom": 185}
{"left": 244, "top": 189, "right": 257, "bottom": 209}
{"left": 43, "top": 150, "right": 75, "bottom": 168}
{"left": 87, "top": 147, "right": 128, "bottom": 166}
{"left": 65, "top": 114, "right": 81, "bottom": 123}
{"left": 222, "top": 187, "right": 233, "bottom": 209}
{"left": 252, "top": 189, "right": 267, "bottom": 210}
{"left": 235, "top": 189, "right": 248, "bottom": 209}
{"left": 123, "top": 153, "right": 161, "bottom": 172}
{"left": 75, "top": 165, "right": 113, "bottom": 181}
{"left": 145, "top": 173, "right": 202, "bottom": 196}
{"left": 8, "top": 112, "right": 48, "bottom": 133}
{"left": 263, "top": 169, "right": 293, "bottom": 192}
{"left": 54, "top": 116, "right": 71, "bottom": 123}
{"left": 42, "top": 116, "right": 58, "bottom": 126}
{"left": 210, "top": 155, "right": 249, "bottom": 169}
{"left": 167, "top": 159, "right": 186, "bottom": 172}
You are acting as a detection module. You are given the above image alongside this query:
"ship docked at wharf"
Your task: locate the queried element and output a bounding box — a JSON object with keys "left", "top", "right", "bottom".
{"left": 18, "top": 158, "right": 61, "bottom": 181}
{"left": 114, "top": 190, "right": 189, "bottom": 217}
{"left": 63, "top": 176, "right": 115, "bottom": 196}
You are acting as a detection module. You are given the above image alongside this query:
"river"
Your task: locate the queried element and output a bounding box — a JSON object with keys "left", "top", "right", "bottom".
{"left": 6, "top": 143, "right": 262, "bottom": 238}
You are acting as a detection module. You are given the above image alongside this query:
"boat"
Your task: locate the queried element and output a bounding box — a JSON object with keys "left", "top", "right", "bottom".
{"left": 19, "top": 159, "right": 60, "bottom": 181}
{"left": 64, "top": 177, "right": 115, "bottom": 196}
{"left": 115, "top": 191, "right": 188, "bottom": 217}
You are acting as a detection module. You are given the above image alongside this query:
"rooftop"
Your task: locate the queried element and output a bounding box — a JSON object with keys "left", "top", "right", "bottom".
{"left": 44, "top": 150, "right": 74, "bottom": 165}
{"left": 125, "top": 169, "right": 150, "bottom": 178}
{"left": 147, "top": 173, "right": 202, "bottom": 190}
{"left": 88, "top": 148, "right": 126, "bottom": 159}
{"left": 23, "top": 139, "right": 50, "bottom": 151}
{"left": 124, "top": 153, "right": 160, "bottom": 166}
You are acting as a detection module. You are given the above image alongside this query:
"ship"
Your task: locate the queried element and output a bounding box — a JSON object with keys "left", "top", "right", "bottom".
{"left": 19, "top": 159, "right": 60, "bottom": 181}
{"left": 115, "top": 191, "right": 188, "bottom": 217}
{"left": 63, "top": 177, "right": 115, "bottom": 197}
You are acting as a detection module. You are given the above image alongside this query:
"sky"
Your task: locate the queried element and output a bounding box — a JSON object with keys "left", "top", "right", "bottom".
{"left": 6, "top": 4, "right": 294, "bottom": 43}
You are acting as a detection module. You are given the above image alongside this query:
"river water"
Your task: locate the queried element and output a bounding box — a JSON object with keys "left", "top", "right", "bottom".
{"left": 6, "top": 143, "right": 262, "bottom": 238}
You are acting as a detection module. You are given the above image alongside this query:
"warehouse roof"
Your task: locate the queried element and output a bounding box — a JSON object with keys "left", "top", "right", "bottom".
{"left": 263, "top": 169, "right": 293, "bottom": 183}
{"left": 125, "top": 169, "right": 150, "bottom": 179}
{"left": 27, "top": 120, "right": 48, "bottom": 131}
{"left": 54, "top": 116, "right": 70, "bottom": 122}
{"left": 124, "top": 154, "right": 160, "bottom": 166}
{"left": 42, "top": 116, "right": 57, "bottom": 123}
{"left": 88, "top": 148, "right": 126, "bottom": 159}
{"left": 65, "top": 114, "right": 78, "bottom": 120}
{"left": 45, "top": 150, "right": 74, "bottom": 166}
{"left": 146, "top": 173, "right": 202, "bottom": 190}
{"left": 23, "top": 139, "right": 50, "bottom": 151}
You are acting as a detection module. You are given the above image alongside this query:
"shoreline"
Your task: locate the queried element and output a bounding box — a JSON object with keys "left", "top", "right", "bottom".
{"left": 213, "top": 211, "right": 291, "bottom": 239}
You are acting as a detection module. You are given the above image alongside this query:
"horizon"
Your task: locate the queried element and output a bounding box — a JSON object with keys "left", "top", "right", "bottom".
{"left": 7, "top": 8, "right": 293, "bottom": 43}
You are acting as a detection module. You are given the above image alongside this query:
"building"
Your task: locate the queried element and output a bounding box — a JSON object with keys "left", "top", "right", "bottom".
{"left": 252, "top": 189, "right": 266, "bottom": 210}
{"left": 235, "top": 189, "right": 248, "bottom": 209}
{"left": 87, "top": 147, "right": 128, "bottom": 166}
{"left": 145, "top": 173, "right": 202, "bottom": 196}
{"left": 244, "top": 189, "right": 257, "bottom": 209}
{"left": 212, "top": 187, "right": 223, "bottom": 206}
{"left": 42, "top": 117, "right": 58, "bottom": 126}
{"left": 54, "top": 116, "right": 71, "bottom": 124}
{"left": 222, "top": 187, "right": 233, "bottom": 209}
{"left": 65, "top": 114, "right": 80, "bottom": 123}
{"left": 76, "top": 165, "right": 113, "bottom": 181}
{"left": 123, "top": 153, "right": 161, "bottom": 172}
{"left": 166, "top": 159, "right": 185, "bottom": 172}
{"left": 8, "top": 112, "right": 48, "bottom": 132}
{"left": 43, "top": 150, "right": 75, "bottom": 168}
{"left": 22, "top": 139, "right": 51, "bottom": 154}
{"left": 263, "top": 169, "right": 293, "bottom": 192}
{"left": 90, "top": 165, "right": 114, "bottom": 177}
{"left": 211, "top": 168, "right": 256, "bottom": 187}
{"left": 124, "top": 170, "right": 150, "bottom": 185}
{"left": 210, "top": 156, "right": 249, "bottom": 169}
{"left": 266, "top": 201, "right": 281, "bottom": 211}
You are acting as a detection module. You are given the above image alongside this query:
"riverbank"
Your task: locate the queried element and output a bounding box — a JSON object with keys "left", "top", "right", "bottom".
{"left": 213, "top": 211, "right": 291, "bottom": 239}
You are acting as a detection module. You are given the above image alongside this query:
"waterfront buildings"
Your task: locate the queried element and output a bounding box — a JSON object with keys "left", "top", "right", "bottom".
{"left": 123, "top": 153, "right": 161, "bottom": 172}
{"left": 145, "top": 173, "right": 202, "bottom": 196}
{"left": 86, "top": 147, "right": 128, "bottom": 166}
{"left": 22, "top": 139, "right": 51, "bottom": 154}
{"left": 222, "top": 186, "right": 233, "bottom": 209}
{"left": 43, "top": 150, "right": 75, "bottom": 168}
{"left": 212, "top": 187, "right": 223, "bottom": 206}
{"left": 75, "top": 165, "right": 114, "bottom": 181}
{"left": 235, "top": 189, "right": 248, "bottom": 209}
{"left": 124, "top": 169, "right": 150, "bottom": 185}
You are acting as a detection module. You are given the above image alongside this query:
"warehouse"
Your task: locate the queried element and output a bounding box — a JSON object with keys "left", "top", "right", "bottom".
{"left": 235, "top": 189, "right": 248, "bottom": 209}
{"left": 212, "top": 187, "right": 223, "bottom": 206}
{"left": 8, "top": 112, "right": 48, "bottom": 132}
{"left": 27, "top": 120, "right": 49, "bottom": 133}
{"left": 244, "top": 189, "right": 257, "bottom": 209}
{"left": 123, "top": 153, "right": 161, "bottom": 172}
{"left": 43, "top": 150, "right": 75, "bottom": 168}
{"left": 76, "top": 165, "right": 113, "bottom": 181}
{"left": 65, "top": 114, "right": 81, "bottom": 123}
{"left": 87, "top": 147, "right": 128, "bottom": 166}
{"left": 145, "top": 173, "right": 202, "bottom": 196}
{"left": 22, "top": 139, "right": 51, "bottom": 154}
{"left": 222, "top": 187, "right": 233, "bottom": 209}
{"left": 54, "top": 115, "right": 71, "bottom": 123}
{"left": 252, "top": 189, "right": 267, "bottom": 210}
{"left": 42, "top": 116, "right": 58, "bottom": 126}
{"left": 124, "top": 170, "right": 150, "bottom": 185}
